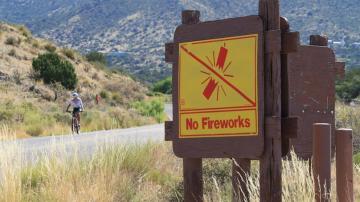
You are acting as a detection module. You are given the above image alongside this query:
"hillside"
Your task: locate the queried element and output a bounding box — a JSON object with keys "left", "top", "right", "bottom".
{"left": 0, "top": 0, "right": 359, "bottom": 82}
{"left": 0, "top": 22, "right": 160, "bottom": 138}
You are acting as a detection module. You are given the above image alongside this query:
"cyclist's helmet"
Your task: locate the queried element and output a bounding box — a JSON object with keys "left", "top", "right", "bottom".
{"left": 72, "top": 92, "right": 79, "bottom": 98}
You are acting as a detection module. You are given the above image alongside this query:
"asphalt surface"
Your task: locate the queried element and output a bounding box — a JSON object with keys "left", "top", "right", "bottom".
{"left": 164, "top": 103, "right": 173, "bottom": 120}
{"left": 2, "top": 104, "right": 173, "bottom": 164}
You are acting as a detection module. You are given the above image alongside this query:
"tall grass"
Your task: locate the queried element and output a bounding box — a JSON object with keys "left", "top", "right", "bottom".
{"left": 336, "top": 101, "right": 360, "bottom": 152}
{"left": 0, "top": 137, "right": 182, "bottom": 201}
{"left": 0, "top": 130, "right": 359, "bottom": 201}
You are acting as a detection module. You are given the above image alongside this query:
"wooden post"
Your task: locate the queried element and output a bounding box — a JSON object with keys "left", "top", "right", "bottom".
{"left": 310, "top": 35, "right": 328, "bottom": 46}
{"left": 181, "top": 10, "right": 203, "bottom": 202}
{"left": 312, "top": 123, "right": 331, "bottom": 202}
{"left": 336, "top": 129, "right": 354, "bottom": 202}
{"left": 184, "top": 158, "right": 203, "bottom": 202}
{"left": 182, "top": 10, "right": 200, "bottom": 25}
{"left": 280, "top": 17, "right": 290, "bottom": 157}
{"left": 259, "top": 0, "right": 282, "bottom": 201}
{"left": 309, "top": 35, "right": 330, "bottom": 179}
{"left": 232, "top": 158, "right": 251, "bottom": 202}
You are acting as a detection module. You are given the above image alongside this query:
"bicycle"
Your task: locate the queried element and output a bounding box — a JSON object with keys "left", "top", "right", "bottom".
{"left": 67, "top": 110, "right": 81, "bottom": 134}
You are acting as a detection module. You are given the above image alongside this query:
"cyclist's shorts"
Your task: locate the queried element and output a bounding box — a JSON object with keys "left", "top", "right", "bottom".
{"left": 73, "top": 107, "right": 81, "bottom": 114}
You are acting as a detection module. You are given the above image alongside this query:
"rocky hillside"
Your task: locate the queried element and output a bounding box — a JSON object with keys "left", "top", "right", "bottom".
{"left": 0, "top": 22, "right": 147, "bottom": 103}
{"left": 0, "top": 22, "right": 155, "bottom": 138}
{"left": 0, "top": 0, "right": 359, "bottom": 82}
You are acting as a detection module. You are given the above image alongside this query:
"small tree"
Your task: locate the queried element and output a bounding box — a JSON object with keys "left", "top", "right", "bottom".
{"left": 336, "top": 68, "right": 360, "bottom": 103}
{"left": 86, "top": 51, "right": 107, "bottom": 64}
{"left": 32, "top": 53, "right": 78, "bottom": 90}
{"left": 153, "top": 77, "right": 172, "bottom": 94}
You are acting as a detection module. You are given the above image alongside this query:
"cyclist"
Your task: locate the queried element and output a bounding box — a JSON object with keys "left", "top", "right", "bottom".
{"left": 66, "top": 92, "right": 84, "bottom": 129}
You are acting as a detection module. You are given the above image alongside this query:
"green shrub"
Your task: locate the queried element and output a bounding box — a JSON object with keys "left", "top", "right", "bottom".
{"left": 132, "top": 99, "right": 164, "bottom": 122}
{"left": 26, "top": 124, "right": 44, "bottom": 137}
{"left": 153, "top": 77, "right": 172, "bottom": 94}
{"left": 62, "top": 48, "right": 75, "bottom": 60}
{"left": 8, "top": 49, "right": 16, "bottom": 57}
{"left": 203, "top": 159, "right": 231, "bottom": 185}
{"left": 355, "top": 153, "right": 360, "bottom": 165}
{"left": 32, "top": 40, "right": 40, "bottom": 48}
{"left": 112, "top": 93, "right": 123, "bottom": 104}
{"left": 86, "top": 51, "right": 107, "bottom": 64}
{"left": 12, "top": 70, "right": 22, "bottom": 85}
{"left": 203, "top": 159, "right": 232, "bottom": 193}
{"left": 0, "top": 110, "right": 14, "bottom": 122}
{"left": 336, "top": 68, "right": 360, "bottom": 102}
{"left": 100, "top": 90, "right": 109, "bottom": 99}
{"left": 21, "top": 163, "right": 48, "bottom": 190}
{"left": 91, "top": 61, "right": 106, "bottom": 70}
{"left": 32, "top": 53, "right": 78, "bottom": 90}
{"left": 44, "top": 44, "right": 56, "bottom": 52}
{"left": 18, "top": 25, "right": 31, "bottom": 38}
{"left": 5, "top": 37, "right": 19, "bottom": 46}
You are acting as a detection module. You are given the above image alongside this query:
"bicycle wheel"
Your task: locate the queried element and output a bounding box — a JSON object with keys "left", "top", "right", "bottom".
{"left": 71, "top": 118, "right": 76, "bottom": 134}
{"left": 74, "top": 118, "right": 80, "bottom": 134}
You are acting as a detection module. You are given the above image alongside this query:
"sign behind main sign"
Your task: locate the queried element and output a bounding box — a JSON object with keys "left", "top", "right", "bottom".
{"left": 171, "top": 16, "right": 264, "bottom": 158}
{"left": 287, "top": 45, "right": 337, "bottom": 159}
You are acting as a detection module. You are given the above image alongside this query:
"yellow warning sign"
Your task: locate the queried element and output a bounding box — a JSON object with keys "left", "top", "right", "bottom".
{"left": 178, "top": 34, "right": 259, "bottom": 138}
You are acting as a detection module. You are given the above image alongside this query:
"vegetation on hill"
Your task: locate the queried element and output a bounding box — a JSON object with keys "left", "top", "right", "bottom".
{"left": 153, "top": 77, "right": 172, "bottom": 94}
{"left": 85, "top": 51, "right": 107, "bottom": 65}
{"left": 0, "top": 22, "right": 164, "bottom": 138}
{"left": 336, "top": 68, "right": 360, "bottom": 103}
{"left": 32, "top": 52, "right": 78, "bottom": 89}
{"left": 1, "top": 0, "right": 360, "bottom": 82}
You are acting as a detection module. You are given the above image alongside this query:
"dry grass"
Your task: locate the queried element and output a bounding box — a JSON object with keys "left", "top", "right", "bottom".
{"left": 0, "top": 137, "right": 182, "bottom": 201}
{"left": 0, "top": 128, "right": 359, "bottom": 202}
{"left": 0, "top": 96, "right": 158, "bottom": 138}
{"left": 336, "top": 101, "right": 360, "bottom": 152}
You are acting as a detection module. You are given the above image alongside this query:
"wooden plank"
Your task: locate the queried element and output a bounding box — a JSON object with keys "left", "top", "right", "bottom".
{"left": 265, "top": 30, "right": 281, "bottom": 54}
{"left": 265, "top": 117, "right": 281, "bottom": 139}
{"left": 259, "top": 0, "right": 282, "bottom": 201}
{"left": 310, "top": 35, "right": 328, "bottom": 46}
{"left": 281, "top": 32, "right": 300, "bottom": 53}
{"left": 182, "top": 10, "right": 200, "bottom": 25}
{"left": 336, "top": 129, "right": 354, "bottom": 202}
{"left": 335, "top": 62, "right": 345, "bottom": 79}
{"left": 282, "top": 117, "right": 298, "bottom": 139}
{"left": 165, "top": 121, "right": 173, "bottom": 141}
{"left": 165, "top": 42, "right": 174, "bottom": 63}
{"left": 287, "top": 44, "right": 336, "bottom": 159}
{"left": 181, "top": 11, "right": 203, "bottom": 202}
{"left": 280, "top": 16, "right": 291, "bottom": 157}
{"left": 184, "top": 158, "right": 203, "bottom": 202}
{"left": 312, "top": 123, "right": 331, "bottom": 202}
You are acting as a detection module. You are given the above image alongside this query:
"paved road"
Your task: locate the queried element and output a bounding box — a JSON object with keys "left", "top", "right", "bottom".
{"left": 165, "top": 103, "right": 173, "bottom": 120}
{"left": 2, "top": 103, "right": 173, "bottom": 164}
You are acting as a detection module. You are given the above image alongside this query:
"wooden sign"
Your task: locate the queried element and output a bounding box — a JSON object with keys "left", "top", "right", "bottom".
{"left": 164, "top": 2, "right": 349, "bottom": 200}
{"left": 167, "top": 16, "right": 265, "bottom": 158}
{"left": 178, "top": 34, "right": 259, "bottom": 138}
{"left": 287, "top": 42, "right": 344, "bottom": 159}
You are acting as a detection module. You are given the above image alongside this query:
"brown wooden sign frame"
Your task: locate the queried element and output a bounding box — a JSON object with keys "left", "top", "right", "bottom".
{"left": 169, "top": 16, "right": 265, "bottom": 159}
{"left": 164, "top": 0, "right": 347, "bottom": 201}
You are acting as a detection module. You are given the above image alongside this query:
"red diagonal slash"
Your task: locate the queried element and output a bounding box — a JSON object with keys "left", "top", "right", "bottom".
{"left": 181, "top": 45, "right": 256, "bottom": 106}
